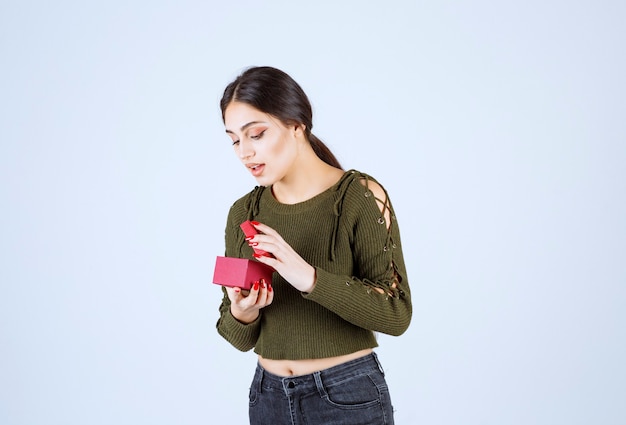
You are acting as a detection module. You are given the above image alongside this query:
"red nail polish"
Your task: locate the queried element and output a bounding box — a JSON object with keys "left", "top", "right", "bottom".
{"left": 268, "top": 284, "right": 273, "bottom": 292}
{"left": 253, "top": 281, "right": 259, "bottom": 291}
{"left": 253, "top": 253, "right": 262, "bottom": 258}
{"left": 250, "top": 242, "right": 258, "bottom": 247}
{"left": 251, "top": 221, "right": 260, "bottom": 226}
{"left": 234, "top": 288, "right": 240, "bottom": 293}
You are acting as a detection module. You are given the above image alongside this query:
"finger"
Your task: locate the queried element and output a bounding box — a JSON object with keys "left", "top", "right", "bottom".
{"left": 227, "top": 287, "right": 253, "bottom": 306}
{"left": 251, "top": 222, "right": 282, "bottom": 240}
{"left": 247, "top": 236, "right": 276, "bottom": 254}
{"left": 233, "top": 287, "right": 251, "bottom": 298}
{"left": 257, "top": 278, "right": 273, "bottom": 305}
{"left": 265, "top": 281, "right": 274, "bottom": 305}
{"left": 252, "top": 252, "right": 280, "bottom": 271}
{"left": 227, "top": 285, "right": 259, "bottom": 306}
{"left": 225, "top": 286, "right": 242, "bottom": 303}
{"left": 255, "top": 286, "right": 267, "bottom": 306}
{"left": 240, "top": 280, "right": 260, "bottom": 306}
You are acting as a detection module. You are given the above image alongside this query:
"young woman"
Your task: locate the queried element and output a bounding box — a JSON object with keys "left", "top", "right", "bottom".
{"left": 216, "top": 66, "right": 412, "bottom": 425}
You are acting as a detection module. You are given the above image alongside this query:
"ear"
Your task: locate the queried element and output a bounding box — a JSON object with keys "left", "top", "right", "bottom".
{"left": 293, "top": 123, "right": 306, "bottom": 138}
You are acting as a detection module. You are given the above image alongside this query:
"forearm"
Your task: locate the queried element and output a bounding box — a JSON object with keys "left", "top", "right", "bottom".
{"left": 302, "top": 267, "right": 412, "bottom": 336}
{"left": 216, "top": 294, "right": 261, "bottom": 352}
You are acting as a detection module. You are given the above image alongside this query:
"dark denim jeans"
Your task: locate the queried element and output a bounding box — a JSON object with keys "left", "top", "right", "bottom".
{"left": 248, "top": 352, "right": 395, "bottom": 425}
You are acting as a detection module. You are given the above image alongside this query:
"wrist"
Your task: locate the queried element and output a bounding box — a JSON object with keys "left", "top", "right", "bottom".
{"left": 301, "top": 266, "right": 317, "bottom": 294}
{"left": 231, "top": 308, "right": 259, "bottom": 325}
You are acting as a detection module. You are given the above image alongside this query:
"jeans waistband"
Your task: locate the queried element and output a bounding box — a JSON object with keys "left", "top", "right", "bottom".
{"left": 253, "top": 352, "right": 385, "bottom": 395}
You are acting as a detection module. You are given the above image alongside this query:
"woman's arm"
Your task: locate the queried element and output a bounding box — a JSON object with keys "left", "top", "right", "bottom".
{"left": 303, "top": 177, "right": 412, "bottom": 336}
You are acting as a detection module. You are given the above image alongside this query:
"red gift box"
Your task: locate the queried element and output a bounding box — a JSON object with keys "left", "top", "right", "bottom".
{"left": 212, "top": 256, "right": 274, "bottom": 290}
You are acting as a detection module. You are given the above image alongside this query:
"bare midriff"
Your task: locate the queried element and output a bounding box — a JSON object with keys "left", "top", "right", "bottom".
{"left": 258, "top": 348, "right": 373, "bottom": 377}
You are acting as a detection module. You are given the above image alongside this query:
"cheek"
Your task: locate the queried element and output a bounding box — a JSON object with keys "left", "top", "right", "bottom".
{"left": 268, "top": 135, "right": 294, "bottom": 161}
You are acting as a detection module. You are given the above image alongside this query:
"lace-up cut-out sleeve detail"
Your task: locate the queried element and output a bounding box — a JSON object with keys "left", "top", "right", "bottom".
{"left": 303, "top": 172, "right": 412, "bottom": 336}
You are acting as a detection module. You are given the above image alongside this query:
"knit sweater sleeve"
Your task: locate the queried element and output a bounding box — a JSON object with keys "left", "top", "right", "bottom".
{"left": 215, "top": 197, "right": 261, "bottom": 352}
{"left": 303, "top": 176, "right": 412, "bottom": 336}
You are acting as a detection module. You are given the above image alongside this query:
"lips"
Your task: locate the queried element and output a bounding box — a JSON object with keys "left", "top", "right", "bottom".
{"left": 246, "top": 163, "right": 265, "bottom": 177}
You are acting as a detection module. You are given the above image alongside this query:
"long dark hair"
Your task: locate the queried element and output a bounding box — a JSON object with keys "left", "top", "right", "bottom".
{"left": 220, "top": 66, "right": 342, "bottom": 169}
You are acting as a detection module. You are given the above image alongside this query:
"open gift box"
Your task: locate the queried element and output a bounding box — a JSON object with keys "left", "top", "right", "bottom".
{"left": 212, "top": 256, "right": 274, "bottom": 290}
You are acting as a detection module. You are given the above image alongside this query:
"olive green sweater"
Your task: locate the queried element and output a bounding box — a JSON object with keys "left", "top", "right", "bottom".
{"left": 216, "top": 170, "right": 412, "bottom": 360}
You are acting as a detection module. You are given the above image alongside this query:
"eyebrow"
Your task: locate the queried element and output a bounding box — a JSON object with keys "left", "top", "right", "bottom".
{"left": 225, "top": 121, "right": 267, "bottom": 134}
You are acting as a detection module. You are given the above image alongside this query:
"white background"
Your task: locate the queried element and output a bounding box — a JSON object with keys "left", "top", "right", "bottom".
{"left": 1, "top": 1, "right": 624, "bottom": 424}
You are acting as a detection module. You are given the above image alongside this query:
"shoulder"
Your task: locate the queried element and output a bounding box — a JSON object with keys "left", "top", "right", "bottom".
{"left": 342, "top": 170, "right": 389, "bottom": 201}
{"left": 357, "top": 173, "right": 387, "bottom": 202}
{"left": 342, "top": 170, "right": 393, "bottom": 228}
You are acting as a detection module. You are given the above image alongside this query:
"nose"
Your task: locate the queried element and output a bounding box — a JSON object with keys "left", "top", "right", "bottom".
{"left": 237, "top": 139, "right": 254, "bottom": 160}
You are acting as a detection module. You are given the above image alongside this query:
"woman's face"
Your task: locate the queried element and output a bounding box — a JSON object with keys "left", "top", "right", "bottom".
{"left": 224, "top": 101, "right": 300, "bottom": 186}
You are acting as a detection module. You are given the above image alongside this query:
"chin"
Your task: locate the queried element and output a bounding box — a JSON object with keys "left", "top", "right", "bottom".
{"left": 254, "top": 175, "right": 275, "bottom": 187}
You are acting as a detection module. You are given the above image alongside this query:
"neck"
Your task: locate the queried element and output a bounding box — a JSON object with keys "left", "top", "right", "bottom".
{"left": 272, "top": 154, "right": 344, "bottom": 205}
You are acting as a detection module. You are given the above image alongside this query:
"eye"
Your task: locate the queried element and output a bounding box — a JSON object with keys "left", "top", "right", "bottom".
{"left": 231, "top": 139, "right": 240, "bottom": 146}
{"left": 250, "top": 130, "right": 266, "bottom": 140}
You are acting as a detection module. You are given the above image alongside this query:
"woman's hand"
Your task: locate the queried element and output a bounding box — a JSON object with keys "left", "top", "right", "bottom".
{"left": 247, "top": 221, "right": 316, "bottom": 293}
{"left": 226, "top": 278, "right": 273, "bottom": 324}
